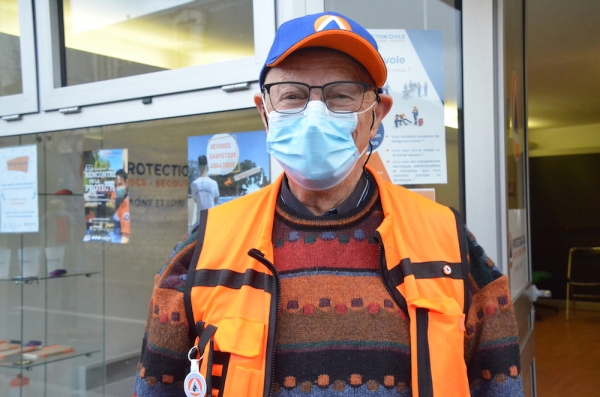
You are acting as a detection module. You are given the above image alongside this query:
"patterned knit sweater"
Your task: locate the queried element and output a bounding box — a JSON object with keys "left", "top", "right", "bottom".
{"left": 271, "top": 185, "right": 411, "bottom": 395}
{"left": 133, "top": 183, "right": 524, "bottom": 397}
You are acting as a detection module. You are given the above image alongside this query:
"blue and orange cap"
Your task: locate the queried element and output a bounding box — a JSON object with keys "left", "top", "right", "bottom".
{"left": 259, "top": 12, "right": 387, "bottom": 89}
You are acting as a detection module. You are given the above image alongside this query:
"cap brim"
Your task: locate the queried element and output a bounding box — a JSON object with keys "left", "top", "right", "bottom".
{"left": 266, "top": 30, "right": 387, "bottom": 88}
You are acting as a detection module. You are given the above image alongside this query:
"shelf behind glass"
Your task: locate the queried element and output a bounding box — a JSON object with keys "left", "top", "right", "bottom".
{"left": 0, "top": 347, "right": 101, "bottom": 369}
{"left": 0, "top": 271, "right": 101, "bottom": 283}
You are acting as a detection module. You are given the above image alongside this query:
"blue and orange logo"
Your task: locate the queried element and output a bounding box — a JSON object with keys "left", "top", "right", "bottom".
{"left": 314, "top": 15, "right": 352, "bottom": 32}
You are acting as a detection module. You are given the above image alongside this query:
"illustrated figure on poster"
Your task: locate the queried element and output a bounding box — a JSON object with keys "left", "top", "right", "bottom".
{"left": 191, "top": 155, "right": 219, "bottom": 220}
{"left": 110, "top": 169, "right": 130, "bottom": 244}
{"left": 417, "top": 82, "right": 422, "bottom": 97}
{"left": 412, "top": 105, "right": 419, "bottom": 125}
{"left": 394, "top": 114, "right": 400, "bottom": 127}
{"left": 424, "top": 81, "right": 428, "bottom": 97}
{"left": 399, "top": 113, "right": 411, "bottom": 126}
{"left": 381, "top": 81, "right": 390, "bottom": 95}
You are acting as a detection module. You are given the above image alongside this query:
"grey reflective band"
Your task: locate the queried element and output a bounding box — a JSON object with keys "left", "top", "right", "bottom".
{"left": 184, "top": 209, "right": 209, "bottom": 342}
{"left": 191, "top": 268, "right": 275, "bottom": 292}
{"left": 416, "top": 308, "right": 434, "bottom": 397}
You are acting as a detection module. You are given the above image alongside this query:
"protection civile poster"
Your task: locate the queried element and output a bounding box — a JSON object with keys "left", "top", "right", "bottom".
{"left": 82, "top": 148, "right": 130, "bottom": 244}
{"left": 367, "top": 29, "right": 447, "bottom": 185}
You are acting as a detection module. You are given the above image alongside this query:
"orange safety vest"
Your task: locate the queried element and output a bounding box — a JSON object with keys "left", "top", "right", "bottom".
{"left": 184, "top": 166, "right": 470, "bottom": 397}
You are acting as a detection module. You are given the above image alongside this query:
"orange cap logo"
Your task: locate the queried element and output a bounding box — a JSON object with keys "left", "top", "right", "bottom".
{"left": 7, "top": 156, "right": 29, "bottom": 173}
{"left": 314, "top": 15, "right": 351, "bottom": 32}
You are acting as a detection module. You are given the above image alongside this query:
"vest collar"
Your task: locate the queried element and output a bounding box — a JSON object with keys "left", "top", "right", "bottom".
{"left": 365, "top": 165, "right": 405, "bottom": 270}
{"left": 253, "top": 172, "right": 285, "bottom": 262}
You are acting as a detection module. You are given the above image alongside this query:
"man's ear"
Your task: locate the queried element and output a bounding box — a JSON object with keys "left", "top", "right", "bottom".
{"left": 254, "top": 93, "right": 269, "bottom": 131}
{"left": 370, "top": 94, "right": 393, "bottom": 139}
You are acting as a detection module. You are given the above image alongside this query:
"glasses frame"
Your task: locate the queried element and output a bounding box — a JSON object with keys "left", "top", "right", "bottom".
{"left": 262, "top": 81, "right": 379, "bottom": 114}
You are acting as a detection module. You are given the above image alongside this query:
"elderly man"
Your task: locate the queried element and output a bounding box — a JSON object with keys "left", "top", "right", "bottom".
{"left": 134, "top": 12, "right": 523, "bottom": 397}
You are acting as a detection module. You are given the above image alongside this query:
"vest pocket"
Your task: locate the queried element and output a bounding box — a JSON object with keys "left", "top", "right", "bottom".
{"left": 228, "top": 365, "right": 262, "bottom": 396}
{"left": 426, "top": 310, "right": 469, "bottom": 396}
{"left": 214, "top": 317, "right": 266, "bottom": 397}
{"left": 215, "top": 316, "right": 265, "bottom": 357}
{"left": 408, "top": 296, "right": 469, "bottom": 397}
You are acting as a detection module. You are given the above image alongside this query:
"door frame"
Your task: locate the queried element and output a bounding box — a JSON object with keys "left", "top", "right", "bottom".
{"left": 463, "top": 0, "right": 535, "bottom": 396}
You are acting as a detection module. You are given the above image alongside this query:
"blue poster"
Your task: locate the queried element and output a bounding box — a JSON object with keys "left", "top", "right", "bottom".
{"left": 187, "top": 131, "right": 270, "bottom": 223}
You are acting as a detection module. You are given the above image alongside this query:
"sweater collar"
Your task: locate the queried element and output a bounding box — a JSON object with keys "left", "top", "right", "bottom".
{"left": 279, "top": 171, "right": 371, "bottom": 217}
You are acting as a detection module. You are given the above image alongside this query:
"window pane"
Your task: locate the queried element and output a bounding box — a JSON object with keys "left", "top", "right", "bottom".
{"left": 61, "top": 0, "right": 255, "bottom": 86}
{"left": 0, "top": 108, "right": 265, "bottom": 394}
{"left": 325, "top": 0, "right": 463, "bottom": 212}
{"left": 0, "top": 0, "right": 22, "bottom": 96}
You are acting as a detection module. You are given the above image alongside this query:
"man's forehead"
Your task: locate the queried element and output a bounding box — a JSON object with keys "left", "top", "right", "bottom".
{"left": 264, "top": 48, "right": 373, "bottom": 84}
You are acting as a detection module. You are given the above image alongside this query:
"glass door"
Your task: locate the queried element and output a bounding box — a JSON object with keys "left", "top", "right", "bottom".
{"left": 503, "top": 0, "right": 538, "bottom": 396}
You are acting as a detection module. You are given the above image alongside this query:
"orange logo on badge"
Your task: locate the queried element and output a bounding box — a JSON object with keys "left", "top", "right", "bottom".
{"left": 314, "top": 15, "right": 352, "bottom": 32}
{"left": 184, "top": 373, "right": 206, "bottom": 397}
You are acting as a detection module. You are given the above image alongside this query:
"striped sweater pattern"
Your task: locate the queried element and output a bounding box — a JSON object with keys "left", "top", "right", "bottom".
{"left": 271, "top": 189, "right": 412, "bottom": 396}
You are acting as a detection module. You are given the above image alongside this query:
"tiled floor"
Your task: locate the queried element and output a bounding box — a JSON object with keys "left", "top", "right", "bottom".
{"left": 534, "top": 307, "right": 600, "bottom": 397}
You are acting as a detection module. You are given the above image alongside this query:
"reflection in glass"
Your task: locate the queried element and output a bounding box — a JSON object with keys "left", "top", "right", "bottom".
{"left": 0, "top": 0, "right": 23, "bottom": 96}
{"left": 61, "top": 0, "right": 255, "bottom": 86}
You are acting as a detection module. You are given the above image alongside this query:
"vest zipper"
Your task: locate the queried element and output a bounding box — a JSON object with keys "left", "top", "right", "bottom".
{"left": 374, "top": 231, "right": 408, "bottom": 315}
{"left": 374, "top": 232, "right": 433, "bottom": 397}
{"left": 248, "top": 248, "right": 280, "bottom": 397}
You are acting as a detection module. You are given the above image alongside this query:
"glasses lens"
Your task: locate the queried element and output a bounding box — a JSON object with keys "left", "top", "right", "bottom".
{"left": 268, "top": 83, "right": 310, "bottom": 113}
{"left": 323, "top": 82, "right": 366, "bottom": 113}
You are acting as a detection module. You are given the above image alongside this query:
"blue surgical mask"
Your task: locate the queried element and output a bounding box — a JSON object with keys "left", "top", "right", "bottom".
{"left": 116, "top": 187, "right": 127, "bottom": 199}
{"left": 266, "top": 101, "right": 374, "bottom": 191}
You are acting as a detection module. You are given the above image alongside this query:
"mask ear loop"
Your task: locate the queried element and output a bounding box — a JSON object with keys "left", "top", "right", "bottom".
{"left": 368, "top": 90, "right": 381, "bottom": 130}
{"left": 363, "top": 141, "right": 374, "bottom": 177}
{"left": 261, "top": 94, "right": 269, "bottom": 128}
{"left": 364, "top": 91, "right": 380, "bottom": 178}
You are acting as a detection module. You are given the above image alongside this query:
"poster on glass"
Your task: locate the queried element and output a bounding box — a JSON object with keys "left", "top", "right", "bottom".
{"left": 187, "top": 131, "right": 270, "bottom": 225}
{"left": 82, "top": 148, "right": 130, "bottom": 243}
{"left": 0, "top": 145, "right": 39, "bottom": 233}
{"left": 366, "top": 29, "right": 447, "bottom": 186}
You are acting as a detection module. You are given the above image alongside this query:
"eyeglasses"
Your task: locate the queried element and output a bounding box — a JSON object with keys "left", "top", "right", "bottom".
{"left": 263, "top": 81, "right": 378, "bottom": 114}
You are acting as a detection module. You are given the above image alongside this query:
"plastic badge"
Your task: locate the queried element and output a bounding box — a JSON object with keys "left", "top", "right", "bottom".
{"left": 184, "top": 346, "right": 207, "bottom": 397}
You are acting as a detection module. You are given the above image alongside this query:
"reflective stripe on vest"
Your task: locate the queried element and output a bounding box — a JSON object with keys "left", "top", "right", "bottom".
{"left": 185, "top": 166, "right": 470, "bottom": 397}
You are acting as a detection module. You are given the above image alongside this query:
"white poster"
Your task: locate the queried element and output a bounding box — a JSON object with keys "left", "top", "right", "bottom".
{"left": 0, "top": 145, "right": 39, "bottom": 233}
{"left": 367, "top": 29, "right": 447, "bottom": 185}
{"left": 508, "top": 209, "right": 529, "bottom": 296}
